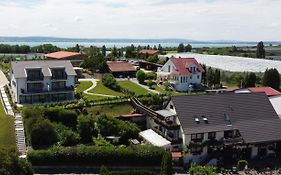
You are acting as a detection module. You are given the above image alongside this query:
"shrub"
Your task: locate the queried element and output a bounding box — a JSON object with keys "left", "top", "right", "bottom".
{"left": 237, "top": 160, "right": 248, "bottom": 171}
{"left": 77, "top": 115, "right": 98, "bottom": 144}
{"left": 136, "top": 70, "right": 145, "bottom": 84}
{"left": 160, "top": 152, "right": 172, "bottom": 175}
{"left": 43, "top": 108, "right": 78, "bottom": 128}
{"left": 27, "top": 145, "right": 166, "bottom": 167}
{"left": 96, "top": 115, "right": 140, "bottom": 145}
{"left": 145, "top": 72, "right": 157, "bottom": 80}
{"left": 147, "top": 80, "right": 154, "bottom": 89}
{"left": 189, "top": 165, "right": 217, "bottom": 175}
{"left": 102, "top": 73, "right": 120, "bottom": 91}
{"left": 30, "top": 119, "right": 58, "bottom": 149}
{"left": 0, "top": 147, "right": 34, "bottom": 175}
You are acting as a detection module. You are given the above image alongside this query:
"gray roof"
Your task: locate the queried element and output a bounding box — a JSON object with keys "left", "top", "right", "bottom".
{"left": 172, "top": 93, "right": 281, "bottom": 144}
{"left": 11, "top": 60, "right": 76, "bottom": 78}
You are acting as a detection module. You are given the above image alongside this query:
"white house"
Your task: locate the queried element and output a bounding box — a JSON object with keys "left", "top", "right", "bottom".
{"left": 157, "top": 57, "right": 204, "bottom": 92}
{"left": 10, "top": 60, "right": 76, "bottom": 104}
{"left": 145, "top": 93, "right": 281, "bottom": 164}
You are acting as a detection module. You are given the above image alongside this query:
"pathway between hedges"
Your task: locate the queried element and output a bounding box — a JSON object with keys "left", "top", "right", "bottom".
{"left": 78, "top": 79, "right": 116, "bottom": 97}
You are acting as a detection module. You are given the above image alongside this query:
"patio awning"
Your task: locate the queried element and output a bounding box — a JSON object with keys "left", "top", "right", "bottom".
{"left": 139, "top": 129, "right": 171, "bottom": 148}
{"left": 0, "top": 70, "right": 8, "bottom": 88}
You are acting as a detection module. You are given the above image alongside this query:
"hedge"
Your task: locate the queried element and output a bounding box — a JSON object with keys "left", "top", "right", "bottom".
{"left": 27, "top": 145, "right": 167, "bottom": 166}
{"left": 109, "top": 170, "right": 158, "bottom": 175}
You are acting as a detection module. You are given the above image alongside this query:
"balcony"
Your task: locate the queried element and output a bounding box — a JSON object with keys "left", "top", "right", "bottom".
{"left": 26, "top": 75, "right": 44, "bottom": 81}
{"left": 51, "top": 72, "right": 67, "bottom": 80}
{"left": 21, "top": 86, "right": 74, "bottom": 94}
{"left": 223, "top": 137, "right": 244, "bottom": 145}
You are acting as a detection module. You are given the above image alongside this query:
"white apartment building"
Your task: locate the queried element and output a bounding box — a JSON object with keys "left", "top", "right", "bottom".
{"left": 10, "top": 60, "right": 76, "bottom": 104}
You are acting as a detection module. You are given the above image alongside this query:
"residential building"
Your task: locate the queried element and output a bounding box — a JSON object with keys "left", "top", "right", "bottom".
{"left": 139, "top": 49, "right": 160, "bottom": 55}
{"left": 45, "top": 51, "right": 86, "bottom": 66}
{"left": 106, "top": 61, "right": 136, "bottom": 78}
{"left": 145, "top": 93, "right": 281, "bottom": 164}
{"left": 157, "top": 57, "right": 204, "bottom": 92}
{"left": 10, "top": 60, "right": 76, "bottom": 104}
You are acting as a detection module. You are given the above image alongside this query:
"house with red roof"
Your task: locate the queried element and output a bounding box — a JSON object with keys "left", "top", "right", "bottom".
{"left": 157, "top": 57, "right": 204, "bottom": 91}
{"left": 45, "top": 51, "right": 86, "bottom": 66}
{"left": 139, "top": 49, "right": 160, "bottom": 55}
{"left": 106, "top": 61, "right": 136, "bottom": 78}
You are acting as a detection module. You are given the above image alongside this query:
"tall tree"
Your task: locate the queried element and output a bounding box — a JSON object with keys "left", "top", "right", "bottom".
{"left": 214, "top": 69, "right": 221, "bottom": 85}
{"left": 111, "top": 46, "right": 118, "bottom": 58}
{"left": 201, "top": 64, "right": 207, "bottom": 84}
{"left": 101, "top": 45, "right": 107, "bottom": 57}
{"left": 158, "top": 44, "right": 163, "bottom": 53}
{"left": 262, "top": 68, "right": 280, "bottom": 90}
{"left": 75, "top": 44, "right": 80, "bottom": 52}
{"left": 185, "top": 44, "right": 192, "bottom": 52}
{"left": 177, "top": 43, "right": 185, "bottom": 53}
{"left": 207, "top": 67, "right": 215, "bottom": 87}
{"left": 256, "top": 41, "right": 265, "bottom": 58}
{"left": 244, "top": 72, "right": 257, "bottom": 87}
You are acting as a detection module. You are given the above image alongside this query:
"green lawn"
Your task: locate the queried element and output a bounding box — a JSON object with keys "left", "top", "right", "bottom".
{"left": 118, "top": 81, "right": 150, "bottom": 96}
{"left": 0, "top": 102, "right": 15, "bottom": 147}
{"left": 86, "top": 102, "right": 134, "bottom": 117}
{"left": 76, "top": 81, "right": 93, "bottom": 93}
{"left": 89, "top": 81, "right": 125, "bottom": 96}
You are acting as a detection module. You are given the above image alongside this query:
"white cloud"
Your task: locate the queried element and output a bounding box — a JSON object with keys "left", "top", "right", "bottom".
{"left": 0, "top": 0, "right": 280, "bottom": 41}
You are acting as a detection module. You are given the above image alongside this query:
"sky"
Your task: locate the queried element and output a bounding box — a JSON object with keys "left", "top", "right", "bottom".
{"left": 0, "top": 0, "right": 281, "bottom": 41}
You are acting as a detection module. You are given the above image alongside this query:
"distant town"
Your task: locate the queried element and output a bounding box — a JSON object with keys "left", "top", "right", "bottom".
{"left": 1, "top": 41, "right": 281, "bottom": 175}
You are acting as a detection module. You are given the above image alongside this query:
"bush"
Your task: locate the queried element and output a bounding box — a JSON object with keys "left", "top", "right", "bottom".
{"left": 30, "top": 119, "right": 58, "bottom": 149}
{"left": 96, "top": 115, "right": 140, "bottom": 145}
{"left": 160, "top": 152, "right": 172, "bottom": 175}
{"left": 237, "top": 160, "right": 248, "bottom": 171}
{"left": 147, "top": 80, "right": 154, "bottom": 89}
{"left": 27, "top": 145, "right": 167, "bottom": 167}
{"left": 0, "top": 147, "right": 33, "bottom": 175}
{"left": 136, "top": 70, "right": 145, "bottom": 84}
{"left": 77, "top": 115, "right": 98, "bottom": 144}
{"left": 102, "top": 73, "right": 120, "bottom": 91}
{"left": 145, "top": 72, "right": 157, "bottom": 80}
{"left": 43, "top": 108, "right": 78, "bottom": 128}
{"left": 189, "top": 165, "right": 217, "bottom": 175}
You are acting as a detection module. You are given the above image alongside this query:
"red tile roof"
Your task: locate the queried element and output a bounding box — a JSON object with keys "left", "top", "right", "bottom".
{"left": 45, "top": 51, "right": 82, "bottom": 59}
{"left": 171, "top": 152, "right": 182, "bottom": 158}
{"left": 107, "top": 61, "right": 136, "bottom": 72}
{"left": 170, "top": 58, "right": 205, "bottom": 75}
{"left": 248, "top": 87, "right": 281, "bottom": 97}
{"left": 139, "top": 49, "right": 160, "bottom": 55}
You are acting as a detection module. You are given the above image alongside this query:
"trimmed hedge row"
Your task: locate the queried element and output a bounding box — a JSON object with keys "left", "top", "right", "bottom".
{"left": 27, "top": 145, "right": 167, "bottom": 166}
{"left": 109, "top": 170, "right": 158, "bottom": 175}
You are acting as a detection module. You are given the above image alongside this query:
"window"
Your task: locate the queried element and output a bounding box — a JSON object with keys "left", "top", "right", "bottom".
{"left": 208, "top": 132, "right": 216, "bottom": 139}
{"left": 224, "top": 130, "right": 234, "bottom": 139}
{"left": 190, "top": 76, "right": 192, "bottom": 79}
{"left": 197, "top": 75, "right": 200, "bottom": 79}
{"left": 168, "top": 65, "right": 171, "bottom": 72}
{"left": 191, "top": 133, "right": 204, "bottom": 141}
{"left": 191, "top": 146, "right": 203, "bottom": 154}
{"left": 170, "top": 104, "right": 174, "bottom": 110}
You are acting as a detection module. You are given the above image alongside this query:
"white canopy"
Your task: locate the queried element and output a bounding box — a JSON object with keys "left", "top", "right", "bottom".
{"left": 139, "top": 129, "right": 171, "bottom": 148}
{"left": 269, "top": 95, "right": 281, "bottom": 115}
{"left": 0, "top": 70, "right": 8, "bottom": 88}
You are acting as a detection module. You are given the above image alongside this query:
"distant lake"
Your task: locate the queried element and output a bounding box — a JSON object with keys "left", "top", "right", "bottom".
{"left": 0, "top": 41, "right": 257, "bottom": 48}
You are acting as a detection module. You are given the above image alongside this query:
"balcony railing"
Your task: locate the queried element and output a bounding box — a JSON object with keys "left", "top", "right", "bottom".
{"left": 26, "top": 75, "right": 44, "bottom": 81}
{"left": 223, "top": 137, "right": 244, "bottom": 145}
{"left": 51, "top": 72, "right": 67, "bottom": 80}
{"left": 21, "top": 86, "right": 74, "bottom": 94}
